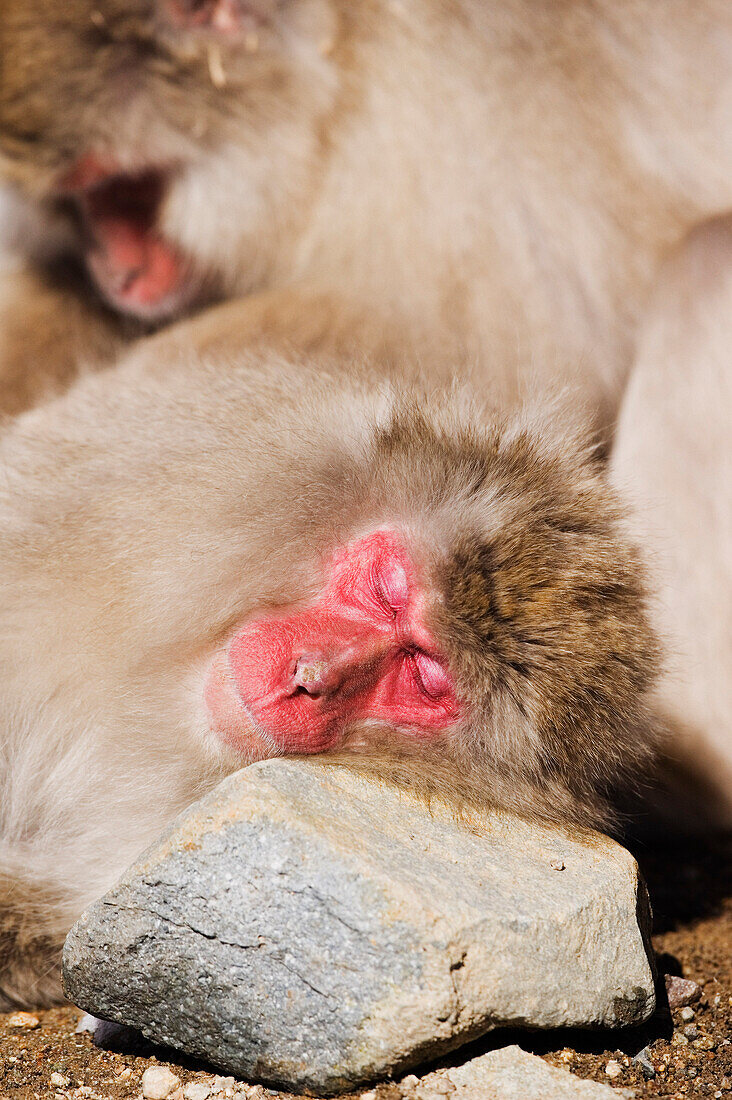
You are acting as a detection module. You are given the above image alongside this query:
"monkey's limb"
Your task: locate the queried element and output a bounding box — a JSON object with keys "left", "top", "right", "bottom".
{"left": 611, "top": 217, "right": 732, "bottom": 833}
{"left": 0, "top": 873, "right": 69, "bottom": 1009}
{"left": 0, "top": 262, "right": 135, "bottom": 418}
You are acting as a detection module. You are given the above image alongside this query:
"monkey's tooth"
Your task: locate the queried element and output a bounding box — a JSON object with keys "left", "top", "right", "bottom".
{"left": 207, "top": 44, "right": 227, "bottom": 88}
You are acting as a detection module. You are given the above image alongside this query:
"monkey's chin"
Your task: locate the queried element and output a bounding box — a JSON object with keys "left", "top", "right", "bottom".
{"left": 204, "top": 650, "right": 279, "bottom": 762}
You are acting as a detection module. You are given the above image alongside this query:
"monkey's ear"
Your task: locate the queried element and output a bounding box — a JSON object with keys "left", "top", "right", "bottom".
{"left": 162, "top": 0, "right": 276, "bottom": 34}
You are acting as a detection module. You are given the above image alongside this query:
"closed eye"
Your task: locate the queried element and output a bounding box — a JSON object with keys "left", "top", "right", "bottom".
{"left": 406, "top": 649, "right": 452, "bottom": 700}
{"left": 371, "top": 559, "right": 409, "bottom": 618}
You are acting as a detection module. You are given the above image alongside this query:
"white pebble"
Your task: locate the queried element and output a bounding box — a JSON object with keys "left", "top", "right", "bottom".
{"left": 680, "top": 1005, "right": 695, "bottom": 1021}
{"left": 142, "top": 1066, "right": 181, "bottom": 1099}
{"left": 75, "top": 1013, "right": 99, "bottom": 1035}
{"left": 361, "top": 1092, "right": 377, "bottom": 1100}
{"left": 604, "top": 1059, "right": 623, "bottom": 1079}
{"left": 50, "top": 1073, "right": 70, "bottom": 1089}
{"left": 211, "top": 1079, "right": 237, "bottom": 1096}
{"left": 7, "top": 1011, "right": 40, "bottom": 1029}
{"left": 184, "top": 1085, "right": 211, "bottom": 1100}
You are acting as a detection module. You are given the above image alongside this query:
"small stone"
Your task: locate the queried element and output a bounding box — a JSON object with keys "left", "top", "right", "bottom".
{"left": 550, "top": 859, "right": 566, "bottom": 871}
{"left": 605, "top": 1060, "right": 623, "bottom": 1079}
{"left": 558, "top": 1048, "right": 575, "bottom": 1063}
{"left": 212, "top": 1078, "right": 236, "bottom": 1095}
{"left": 184, "top": 1085, "right": 211, "bottom": 1100}
{"left": 633, "top": 1047, "right": 656, "bottom": 1080}
{"left": 665, "top": 976, "right": 702, "bottom": 1009}
{"left": 401, "top": 1075, "right": 420, "bottom": 1091}
{"left": 720, "top": 1078, "right": 731, "bottom": 1091}
{"left": 141, "top": 1067, "right": 181, "bottom": 1099}
{"left": 683, "top": 1024, "right": 699, "bottom": 1040}
{"left": 6, "top": 1012, "right": 40, "bottom": 1029}
{"left": 417, "top": 1047, "right": 628, "bottom": 1097}
{"left": 693, "top": 1036, "right": 716, "bottom": 1050}
{"left": 680, "top": 1006, "right": 695, "bottom": 1021}
{"left": 671, "top": 1033, "right": 689, "bottom": 1046}
{"left": 421, "top": 1079, "right": 455, "bottom": 1096}
{"left": 50, "top": 1074, "right": 71, "bottom": 1089}
{"left": 360, "top": 1092, "right": 377, "bottom": 1100}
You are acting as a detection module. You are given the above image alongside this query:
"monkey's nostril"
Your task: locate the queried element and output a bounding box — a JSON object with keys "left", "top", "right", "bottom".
{"left": 293, "top": 657, "right": 328, "bottom": 696}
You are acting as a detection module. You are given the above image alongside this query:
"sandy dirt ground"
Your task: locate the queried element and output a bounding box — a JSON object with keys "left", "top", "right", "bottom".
{"left": 0, "top": 834, "right": 729, "bottom": 1100}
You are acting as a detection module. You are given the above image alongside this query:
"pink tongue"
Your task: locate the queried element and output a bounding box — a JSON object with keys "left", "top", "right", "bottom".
{"left": 88, "top": 215, "right": 183, "bottom": 309}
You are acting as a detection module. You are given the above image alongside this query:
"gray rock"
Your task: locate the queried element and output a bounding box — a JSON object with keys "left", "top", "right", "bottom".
{"left": 631, "top": 1047, "right": 656, "bottom": 1079}
{"left": 411, "top": 1046, "right": 634, "bottom": 1099}
{"left": 63, "top": 761, "right": 655, "bottom": 1095}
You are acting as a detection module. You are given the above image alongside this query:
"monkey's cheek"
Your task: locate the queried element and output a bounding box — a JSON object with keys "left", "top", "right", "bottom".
{"left": 204, "top": 651, "right": 277, "bottom": 761}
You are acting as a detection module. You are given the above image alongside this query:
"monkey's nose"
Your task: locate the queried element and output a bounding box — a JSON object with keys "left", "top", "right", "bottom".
{"left": 293, "top": 656, "right": 329, "bottom": 695}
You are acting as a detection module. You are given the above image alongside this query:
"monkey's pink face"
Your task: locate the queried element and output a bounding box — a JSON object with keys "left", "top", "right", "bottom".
{"left": 204, "top": 530, "right": 462, "bottom": 759}
{"left": 46, "top": 2, "right": 298, "bottom": 320}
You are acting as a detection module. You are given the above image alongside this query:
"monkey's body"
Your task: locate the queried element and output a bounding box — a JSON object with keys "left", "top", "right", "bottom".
{"left": 1, "top": 1, "right": 731, "bottom": 421}
{"left": 0, "top": 0, "right": 730, "bottom": 1007}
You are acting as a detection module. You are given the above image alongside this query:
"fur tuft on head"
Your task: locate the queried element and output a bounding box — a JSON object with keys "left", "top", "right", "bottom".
{"left": 331, "top": 391, "right": 661, "bottom": 830}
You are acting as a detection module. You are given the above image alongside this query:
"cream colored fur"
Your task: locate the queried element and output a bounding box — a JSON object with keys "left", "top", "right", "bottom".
{"left": 611, "top": 219, "right": 732, "bottom": 829}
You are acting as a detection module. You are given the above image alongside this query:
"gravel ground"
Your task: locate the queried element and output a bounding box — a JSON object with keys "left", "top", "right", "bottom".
{"left": 0, "top": 834, "right": 729, "bottom": 1100}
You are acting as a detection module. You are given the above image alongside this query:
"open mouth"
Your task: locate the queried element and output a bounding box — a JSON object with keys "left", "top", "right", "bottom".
{"left": 57, "top": 155, "right": 198, "bottom": 320}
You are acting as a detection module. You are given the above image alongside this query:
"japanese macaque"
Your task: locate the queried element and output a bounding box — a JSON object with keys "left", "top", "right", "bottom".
{"left": 0, "top": 329, "right": 657, "bottom": 1008}
{"left": 0, "top": 0, "right": 731, "bottom": 1005}
{"left": 1, "top": 1, "right": 731, "bottom": 419}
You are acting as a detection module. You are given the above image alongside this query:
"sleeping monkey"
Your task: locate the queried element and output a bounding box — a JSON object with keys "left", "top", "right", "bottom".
{"left": 0, "top": 322, "right": 657, "bottom": 1008}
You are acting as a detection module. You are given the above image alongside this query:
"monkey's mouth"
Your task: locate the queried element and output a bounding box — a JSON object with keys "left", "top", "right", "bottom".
{"left": 57, "top": 156, "right": 199, "bottom": 321}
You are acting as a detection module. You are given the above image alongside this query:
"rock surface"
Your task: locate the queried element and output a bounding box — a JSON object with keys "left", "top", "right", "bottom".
{"left": 409, "top": 1046, "right": 634, "bottom": 1098}
{"left": 63, "top": 761, "right": 655, "bottom": 1096}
